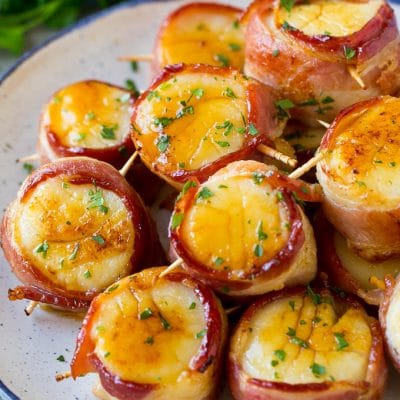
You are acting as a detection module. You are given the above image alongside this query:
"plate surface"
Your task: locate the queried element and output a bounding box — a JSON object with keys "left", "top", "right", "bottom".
{"left": 0, "top": 0, "right": 399, "bottom": 399}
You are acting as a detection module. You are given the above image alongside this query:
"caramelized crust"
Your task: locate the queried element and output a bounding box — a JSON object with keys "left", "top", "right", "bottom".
{"left": 229, "top": 286, "right": 387, "bottom": 400}
{"left": 170, "top": 160, "right": 317, "bottom": 297}
{"left": 71, "top": 267, "right": 227, "bottom": 400}
{"left": 131, "top": 64, "right": 280, "bottom": 188}
{"left": 153, "top": 3, "right": 245, "bottom": 75}
{"left": 317, "top": 96, "right": 400, "bottom": 260}
{"left": 1, "top": 157, "right": 158, "bottom": 310}
{"left": 38, "top": 80, "right": 136, "bottom": 168}
{"left": 243, "top": 0, "right": 400, "bottom": 126}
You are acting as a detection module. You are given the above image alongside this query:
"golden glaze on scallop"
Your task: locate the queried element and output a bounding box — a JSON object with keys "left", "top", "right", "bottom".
{"left": 43, "top": 81, "right": 132, "bottom": 149}
{"left": 12, "top": 177, "right": 134, "bottom": 292}
{"left": 155, "top": 3, "right": 244, "bottom": 72}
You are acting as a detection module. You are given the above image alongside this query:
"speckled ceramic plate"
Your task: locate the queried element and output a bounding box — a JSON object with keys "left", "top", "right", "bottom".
{"left": 0, "top": 0, "right": 400, "bottom": 399}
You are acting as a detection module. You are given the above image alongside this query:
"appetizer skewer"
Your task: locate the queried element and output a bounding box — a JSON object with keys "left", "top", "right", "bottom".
{"left": 169, "top": 160, "right": 319, "bottom": 298}
{"left": 3, "top": 156, "right": 162, "bottom": 313}
{"left": 242, "top": 0, "right": 400, "bottom": 127}
{"left": 70, "top": 267, "right": 228, "bottom": 400}
{"left": 229, "top": 286, "right": 387, "bottom": 400}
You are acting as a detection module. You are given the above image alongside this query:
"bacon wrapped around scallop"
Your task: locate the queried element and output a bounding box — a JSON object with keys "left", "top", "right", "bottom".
{"left": 70, "top": 267, "right": 227, "bottom": 400}
{"left": 316, "top": 95, "right": 400, "bottom": 261}
{"left": 38, "top": 79, "right": 163, "bottom": 205}
{"left": 229, "top": 286, "right": 387, "bottom": 400}
{"left": 170, "top": 160, "right": 318, "bottom": 298}
{"left": 2, "top": 157, "right": 162, "bottom": 311}
{"left": 243, "top": 0, "right": 400, "bottom": 126}
{"left": 131, "top": 64, "right": 281, "bottom": 189}
{"left": 39, "top": 80, "right": 136, "bottom": 168}
{"left": 152, "top": 2, "right": 245, "bottom": 75}
{"left": 315, "top": 211, "right": 400, "bottom": 306}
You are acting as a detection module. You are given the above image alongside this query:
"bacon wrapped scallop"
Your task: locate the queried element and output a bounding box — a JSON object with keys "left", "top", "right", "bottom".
{"left": 39, "top": 80, "right": 136, "bottom": 168}
{"left": 243, "top": 0, "right": 400, "bottom": 126}
{"left": 170, "top": 160, "right": 318, "bottom": 298}
{"left": 70, "top": 267, "right": 227, "bottom": 400}
{"left": 153, "top": 2, "right": 245, "bottom": 75}
{"left": 2, "top": 157, "right": 161, "bottom": 311}
{"left": 131, "top": 64, "right": 281, "bottom": 189}
{"left": 37, "top": 79, "right": 163, "bottom": 204}
{"left": 229, "top": 286, "right": 387, "bottom": 400}
{"left": 315, "top": 211, "right": 400, "bottom": 306}
{"left": 316, "top": 95, "right": 400, "bottom": 261}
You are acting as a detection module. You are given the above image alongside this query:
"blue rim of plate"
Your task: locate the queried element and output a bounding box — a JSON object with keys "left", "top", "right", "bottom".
{"left": 0, "top": 1, "right": 162, "bottom": 398}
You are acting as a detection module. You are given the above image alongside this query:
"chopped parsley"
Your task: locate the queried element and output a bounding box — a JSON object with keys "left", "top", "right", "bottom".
{"left": 83, "top": 270, "right": 91, "bottom": 279}
{"left": 233, "top": 20, "right": 240, "bottom": 29}
{"left": 196, "top": 187, "right": 214, "bottom": 202}
{"left": 147, "top": 90, "right": 161, "bottom": 101}
{"left": 271, "top": 360, "right": 279, "bottom": 367}
{"left": 248, "top": 123, "right": 259, "bottom": 136}
{"left": 215, "top": 53, "right": 230, "bottom": 67}
{"left": 321, "top": 96, "right": 334, "bottom": 104}
{"left": 252, "top": 172, "right": 264, "bottom": 185}
{"left": 86, "top": 111, "right": 96, "bottom": 120}
{"left": 334, "top": 332, "right": 349, "bottom": 351}
{"left": 280, "top": 0, "right": 295, "bottom": 13}
{"left": 154, "top": 117, "right": 173, "bottom": 129}
{"left": 23, "top": 163, "right": 34, "bottom": 174}
{"left": 196, "top": 329, "right": 207, "bottom": 339}
{"left": 144, "top": 336, "right": 154, "bottom": 345}
{"left": 92, "top": 235, "right": 105, "bottom": 245}
{"left": 34, "top": 242, "right": 49, "bottom": 258}
{"left": 276, "top": 191, "right": 284, "bottom": 202}
{"left": 299, "top": 98, "right": 318, "bottom": 107}
{"left": 343, "top": 45, "right": 356, "bottom": 60}
{"left": 274, "top": 349, "right": 286, "bottom": 361}
{"left": 214, "top": 257, "right": 224, "bottom": 266}
{"left": 87, "top": 188, "right": 108, "bottom": 214}
{"left": 176, "top": 105, "right": 194, "bottom": 119}
{"left": 254, "top": 244, "right": 263, "bottom": 257}
{"left": 288, "top": 300, "right": 295, "bottom": 311}
{"left": 272, "top": 49, "right": 280, "bottom": 57}
{"left": 257, "top": 221, "right": 268, "bottom": 240}
{"left": 130, "top": 61, "right": 138, "bottom": 72}
{"left": 68, "top": 243, "right": 80, "bottom": 261}
{"left": 104, "top": 352, "right": 111, "bottom": 358}
{"left": 125, "top": 79, "right": 139, "bottom": 96}
{"left": 139, "top": 308, "right": 153, "bottom": 320}
{"left": 171, "top": 213, "right": 184, "bottom": 230}
{"left": 216, "top": 120, "right": 233, "bottom": 136}
{"left": 282, "top": 20, "right": 295, "bottom": 31}
{"left": 159, "top": 313, "right": 171, "bottom": 330}
{"left": 100, "top": 125, "right": 117, "bottom": 140}
{"left": 156, "top": 135, "right": 171, "bottom": 153}
{"left": 181, "top": 180, "right": 197, "bottom": 195}
{"left": 306, "top": 285, "right": 321, "bottom": 305}
{"left": 106, "top": 284, "right": 119, "bottom": 293}
{"left": 310, "top": 363, "right": 326, "bottom": 377}
{"left": 189, "top": 302, "right": 196, "bottom": 310}
{"left": 228, "top": 43, "right": 241, "bottom": 52}
{"left": 216, "top": 141, "right": 230, "bottom": 147}
{"left": 223, "top": 87, "right": 236, "bottom": 98}
{"left": 56, "top": 355, "right": 65, "bottom": 362}
{"left": 275, "top": 98, "right": 295, "bottom": 119}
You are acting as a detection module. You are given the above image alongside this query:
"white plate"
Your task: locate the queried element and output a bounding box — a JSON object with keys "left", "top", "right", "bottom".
{"left": 0, "top": 0, "right": 399, "bottom": 399}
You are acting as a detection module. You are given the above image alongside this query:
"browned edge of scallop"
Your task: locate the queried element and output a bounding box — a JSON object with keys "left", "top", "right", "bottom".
{"left": 1, "top": 157, "right": 154, "bottom": 309}
{"left": 38, "top": 80, "right": 137, "bottom": 169}
{"left": 152, "top": 2, "right": 244, "bottom": 76}
{"left": 130, "top": 63, "right": 278, "bottom": 185}
{"left": 71, "top": 269, "right": 227, "bottom": 400}
{"left": 169, "top": 166, "right": 306, "bottom": 293}
{"left": 228, "top": 285, "right": 387, "bottom": 400}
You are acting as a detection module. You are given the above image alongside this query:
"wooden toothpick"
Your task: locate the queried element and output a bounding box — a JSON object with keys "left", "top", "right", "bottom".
{"left": 288, "top": 151, "right": 325, "bottom": 179}
{"left": 159, "top": 258, "right": 184, "bottom": 278}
